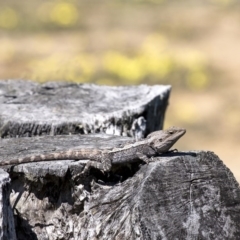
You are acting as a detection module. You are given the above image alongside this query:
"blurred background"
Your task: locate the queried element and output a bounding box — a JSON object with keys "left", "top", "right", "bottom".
{"left": 0, "top": 0, "right": 240, "bottom": 182}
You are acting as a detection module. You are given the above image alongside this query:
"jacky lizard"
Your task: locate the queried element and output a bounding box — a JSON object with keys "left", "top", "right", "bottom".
{"left": 0, "top": 126, "right": 186, "bottom": 173}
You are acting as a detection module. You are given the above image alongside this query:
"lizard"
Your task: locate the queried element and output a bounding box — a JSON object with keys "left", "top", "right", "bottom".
{"left": 0, "top": 126, "right": 186, "bottom": 174}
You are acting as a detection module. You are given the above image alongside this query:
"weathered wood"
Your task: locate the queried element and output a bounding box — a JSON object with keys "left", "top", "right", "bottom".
{"left": 1, "top": 81, "right": 239, "bottom": 239}
{"left": 1, "top": 133, "right": 135, "bottom": 239}
{"left": 0, "top": 80, "right": 171, "bottom": 138}
{"left": 0, "top": 133, "right": 239, "bottom": 240}
{"left": 81, "top": 151, "right": 240, "bottom": 239}
{"left": 0, "top": 169, "right": 16, "bottom": 240}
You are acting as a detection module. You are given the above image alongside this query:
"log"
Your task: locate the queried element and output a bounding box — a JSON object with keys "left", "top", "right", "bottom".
{"left": 0, "top": 169, "right": 16, "bottom": 240}
{"left": 0, "top": 80, "right": 171, "bottom": 139}
{"left": 0, "top": 134, "right": 239, "bottom": 239}
{"left": 81, "top": 151, "right": 240, "bottom": 239}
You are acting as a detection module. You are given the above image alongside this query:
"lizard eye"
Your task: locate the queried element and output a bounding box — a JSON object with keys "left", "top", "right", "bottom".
{"left": 159, "top": 138, "right": 162, "bottom": 142}
{"left": 169, "top": 131, "right": 173, "bottom": 134}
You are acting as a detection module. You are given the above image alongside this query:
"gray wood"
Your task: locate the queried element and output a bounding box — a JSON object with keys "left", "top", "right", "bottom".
{"left": 0, "top": 169, "right": 16, "bottom": 240}
{"left": 1, "top": 81, "right": 239, "bottom": 239}
{"left": 81, "top": 151, "right": 240, "bottom": 239}
{"left": 1, "top": 137, "right": 239, "bottom": 239}
{"left": 0, "top": 80, "right": 171, "bottom": 138}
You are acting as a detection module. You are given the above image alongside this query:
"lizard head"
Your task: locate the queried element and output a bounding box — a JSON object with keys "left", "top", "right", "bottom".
{"left": 148, "top": 126, "right": 186, "bottom": 152}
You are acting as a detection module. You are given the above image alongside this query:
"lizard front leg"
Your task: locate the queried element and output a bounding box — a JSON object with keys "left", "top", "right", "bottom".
{"left": 136, "top": 146, "right": 158, "bottom": 164}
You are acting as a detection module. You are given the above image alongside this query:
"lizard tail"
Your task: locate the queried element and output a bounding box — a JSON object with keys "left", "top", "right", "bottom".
{"left": 0, "top": 149, "right": 104, "bottom": 166}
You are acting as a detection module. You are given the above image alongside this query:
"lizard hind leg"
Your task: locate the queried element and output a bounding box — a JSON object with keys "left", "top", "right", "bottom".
{"left": 136, "top": 152, "right": 151, "bottom": 164}
{"left": 76, "top": 157, "right": 112, "bottom": 180}
{"left": 136, "top": 153, "right": 157, "bottom": 164}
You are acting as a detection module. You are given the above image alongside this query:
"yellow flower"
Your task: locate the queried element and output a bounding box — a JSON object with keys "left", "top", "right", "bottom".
{"left": 0, "top": 8, "right": 18, "bottom": 29}
{"left": 187, "top": 70, "right": 209, "bottom": 90}
{"left": 103, "top": 51, "right": 144, "bottom": 83}
{"left": 50, "top": 2, "right": 78, "bottom": 26}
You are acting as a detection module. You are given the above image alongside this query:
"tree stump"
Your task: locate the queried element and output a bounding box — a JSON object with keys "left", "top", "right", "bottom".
{"left": 80, "top": 151, "right": 240, "bottom": 239}
{"left": 0, "top": 169, "right": 16, "bottom": 240}
{"left": 0, "top": 134, "right": 239, "bottom": 239}
{"left": 0, "top": 81, "right": 239, "bottom": 239}
{"left": 0, "top": 80, "right": 171, "bottom": 139}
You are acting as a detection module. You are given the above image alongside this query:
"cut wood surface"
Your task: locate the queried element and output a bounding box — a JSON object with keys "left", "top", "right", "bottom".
{"left": 81, "top": 151, "right": 240, "bottom": 239}
{"left": 0, "top": 80, "right": 171, "bottom": 138}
